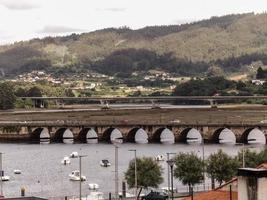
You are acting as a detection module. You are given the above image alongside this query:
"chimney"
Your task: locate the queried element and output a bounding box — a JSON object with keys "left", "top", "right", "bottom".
{"left": 238, "top": 168, "right": 267, "bottom": 200}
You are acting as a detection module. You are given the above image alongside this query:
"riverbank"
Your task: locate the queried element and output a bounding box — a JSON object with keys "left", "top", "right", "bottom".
{"left": 0, "top": 105, "right": 267, "bottom": 125}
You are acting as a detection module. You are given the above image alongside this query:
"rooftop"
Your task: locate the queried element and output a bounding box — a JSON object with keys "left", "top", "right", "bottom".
{"left": 183, "top": 191, "right": 237, "bottom": 200}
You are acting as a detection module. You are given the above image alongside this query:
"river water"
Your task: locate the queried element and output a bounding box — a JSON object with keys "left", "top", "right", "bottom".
{"left": 0, "top": 143, "right": 264, "bottom": 199}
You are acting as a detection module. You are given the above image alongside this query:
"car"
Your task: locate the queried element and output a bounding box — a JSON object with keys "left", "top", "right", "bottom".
{"left": 141, "top": 191, "right": 168, "bottom": 200}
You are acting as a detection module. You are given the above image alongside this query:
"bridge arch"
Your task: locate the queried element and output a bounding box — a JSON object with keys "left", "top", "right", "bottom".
{"left": 241, "top": 128, "right": 266, "bottom": 144}
{"left": 213, "top": 128, "right": 236, "bottom": 144}
{"left": 127, "top": 128, "right": 148, "bottom": 144}
{"left": 179, "top": 128, "right": 202, "bottom": 144}
{"left": 153, "top": 128, "right": 174, "bottom": 144}
{"left": 31, "top": 127, "right": 50, "bottom": 144}
{"left": 102, "top": 128, "right": 123, "bottom": 143}
{"left": 54, "top": 128, "right": 74, "bottom": 144}
{"left": 78, "top": 128, "right": 98, "bottom": 144}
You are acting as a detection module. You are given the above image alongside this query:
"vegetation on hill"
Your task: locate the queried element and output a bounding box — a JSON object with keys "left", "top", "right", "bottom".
{"left": 1, "top": 13, "right": 267, "bottom": 78}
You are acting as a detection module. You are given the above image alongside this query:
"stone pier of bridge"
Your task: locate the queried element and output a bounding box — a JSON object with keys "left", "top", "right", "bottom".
{"left": 0, "top": 122, "right": 265, "bottom": 143}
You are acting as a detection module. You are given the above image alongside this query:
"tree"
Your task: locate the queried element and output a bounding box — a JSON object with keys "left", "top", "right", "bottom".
{"left": 256, "top": 67, "right": 266, "bottom": 79}
{"left": 65, "top": 89, "right": 75, "bottom": 97}
{"left": 206, "top": 149, "right": 239, "bottom": 186}
{"left": 173, "top": 152, "right": 204, "bottom": 188}
{"left": 125, "top": 157, "right": 163, "bottom": 197}
{"left": 15, "top": 87, "right": 27, "bottom": 97}
{"left": 26, "top": 86, "right": 42, "bottom": 97}
{"left": 0, "top": 82, "right": 16, "bottom": 110}
{"left": 237, "top": 148, "right": 262, "bottom": 168}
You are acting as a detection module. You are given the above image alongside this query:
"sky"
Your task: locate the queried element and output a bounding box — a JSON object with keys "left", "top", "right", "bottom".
{"left": 0, "top": 0, "right": 267, "bottom": 44}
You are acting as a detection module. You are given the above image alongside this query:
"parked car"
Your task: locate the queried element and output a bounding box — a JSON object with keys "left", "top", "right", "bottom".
{"left": 141, "top": 191, "right": 168, "bottom": 200}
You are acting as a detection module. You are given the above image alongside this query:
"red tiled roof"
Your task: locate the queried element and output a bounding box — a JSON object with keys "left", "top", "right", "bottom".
{"left": 183, "top": 191, "right": 237, "bottom": 200}
{"left": 257, "top": 162, "right": 267, "bottom": 169}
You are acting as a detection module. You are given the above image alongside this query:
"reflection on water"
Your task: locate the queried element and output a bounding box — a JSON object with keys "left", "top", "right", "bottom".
{"left": 247, "top": 128, "right": 266, "bottom": 145}
{"left": 187, "top": 128, "right": 202, "bottom": 144}
{"left": 219, "top": 128, "right": 236, "bottom": 144}
{"left": 40, "top": 128, "right": 50, "bottom": 144}
{"left": 110, "top": 129, "right": 123, "bottom": 143}
{"left": 160, "top": 128, "right": 174, "bottom": 144}
{"left": 63, "top": 129, "right": 74, "bottom": 144}
{"left": 135, "top": 129, "right": 148, "bottom": 144}
{"left": 86, "top": 129, "right": 98, "bottom": 144}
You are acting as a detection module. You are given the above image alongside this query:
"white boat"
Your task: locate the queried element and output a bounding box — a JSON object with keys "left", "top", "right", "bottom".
{"left": 69, "top": 170, "right": 86, "bottom": 181}
{"left": 0, "top": 175, "right": 9, "bottom": 181}
{"left": 88, "top": 183, "right": 99, "bottom": 190}
{"left": 70, "top": 152, "right": 79, "bottom": 158}
{"left": 14, "top": 169, "right": 21, "bottom": 174}
{"left": 155, "top": 155, "right": 165, "bottom": 161}
{"left": 100, "top": 159, "right": 111, "bottom": 167}
{"left": 61, "top": 156, "right": 71, "bottom": 165}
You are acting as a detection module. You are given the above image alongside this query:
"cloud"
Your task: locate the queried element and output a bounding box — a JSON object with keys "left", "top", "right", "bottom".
{"left": 37, "top": 25, "right": 86, "bottom": 34}
{"left": 0, "top": 0, "right": 40, "bottom": 10}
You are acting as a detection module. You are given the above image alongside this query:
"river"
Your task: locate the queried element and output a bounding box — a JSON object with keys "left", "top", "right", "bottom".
{"left": 0, "top": 142, "right": 264, "bottom": 199}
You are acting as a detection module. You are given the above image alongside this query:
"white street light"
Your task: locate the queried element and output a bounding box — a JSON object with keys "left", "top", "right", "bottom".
{"left": 166, "top": 159, "right": 175, "bottom": 200}
{"left": 79, "top": 155, "right": 87, "bottom": 200}
{"left": 112, "top": 137, "right": 123, "bottom": 200}
{"left": 129, "top": 149, "right": 137, "bottom": 200}
{"left": 166, "top": 152, "right": 176, "bottom": 199}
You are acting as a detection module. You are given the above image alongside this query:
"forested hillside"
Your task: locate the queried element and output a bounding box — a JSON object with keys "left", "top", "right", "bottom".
{"left": 1, "top": 12, "right": 267, "bottom": 77}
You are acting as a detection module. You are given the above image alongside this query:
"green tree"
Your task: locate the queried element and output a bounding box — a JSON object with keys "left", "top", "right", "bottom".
{"left": 256, "top": 67, "right": 266, "bottom": 79}
{"left": 206, "top": 149, "right": 239, "bottom": 186}
{"left": 173, "top": 152, "right": 204, "bottom": 188}
{"left": 26, "top": 86, "right": 42, "bottom": 97}
{"left": 125, "top": 157, "right": 163, "bottom": 197}
{"left": 237, "top": 148, "right": 262, "bottom": 168}
{"left": 0, "top": 82, "right": 16, "bottom": 110}
{"left": 15, "top": 87, "right": 27, "bottom": 97}
{"left": 65, "top": 89, "right": 75, "bottom": 97}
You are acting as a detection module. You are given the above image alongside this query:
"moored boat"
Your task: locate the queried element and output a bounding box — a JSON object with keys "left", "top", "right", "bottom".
{"left": 69, "top": 170, "right": 86, "bottom": 181}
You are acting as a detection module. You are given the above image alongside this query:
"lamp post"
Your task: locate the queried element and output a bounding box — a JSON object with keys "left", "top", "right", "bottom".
{"left": 236, "top": 142, "right": 245, "bottom": 167}
{"left": 112, "top": 137, "right": 123, "bottom": 200}
{"left": 201, "top": 138, "right": 205, "bottom": 191}
{"left": 0, "top": 152, "right": 3, "bottom": 196}
{"left": 79, "top": 155, "right": 87, "bottom": 200}
{"left": 129, "top": 149, "right": 137, "bottom": 200}
{"left": 166, "top": 159, "right": 175, "bottom": 200}
{"left": 166, "top": 152, "right": 176, "bottom": 198}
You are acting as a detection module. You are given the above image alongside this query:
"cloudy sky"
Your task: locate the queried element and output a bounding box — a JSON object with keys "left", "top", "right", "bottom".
{"left": 0, "top": 0, "right": 267, "bottom": 44}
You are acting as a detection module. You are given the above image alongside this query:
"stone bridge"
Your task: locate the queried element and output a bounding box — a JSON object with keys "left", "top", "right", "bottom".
{"left": 0, "top": 121, "right": 266, "bottom": 144}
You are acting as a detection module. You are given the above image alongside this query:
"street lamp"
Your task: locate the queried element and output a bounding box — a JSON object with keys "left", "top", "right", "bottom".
{"left": 112, "top": 137, "right": 123, "bottom": 200}
{"left": 201, "top": 138, "right": 205, "bottom": 191}
{"left": 166, "top": 159, "right": 175, "bottom": 200}
{"left": 166, "top": 152, "right": 176, "bottom": 198}
{"left": 129, "top": 149, "right": 137, "bottom": 200}
{"left": 78, "top": 155, "right": 87, "bottom": 200}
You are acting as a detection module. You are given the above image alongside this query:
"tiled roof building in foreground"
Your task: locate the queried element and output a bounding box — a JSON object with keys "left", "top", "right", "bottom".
{"left": 184, "top": 162, "right": 267, "bottom": 200}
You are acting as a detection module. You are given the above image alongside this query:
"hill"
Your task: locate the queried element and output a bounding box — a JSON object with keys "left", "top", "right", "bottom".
{"left": 1, "top": 12, "right": 267, "bottom": 77}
